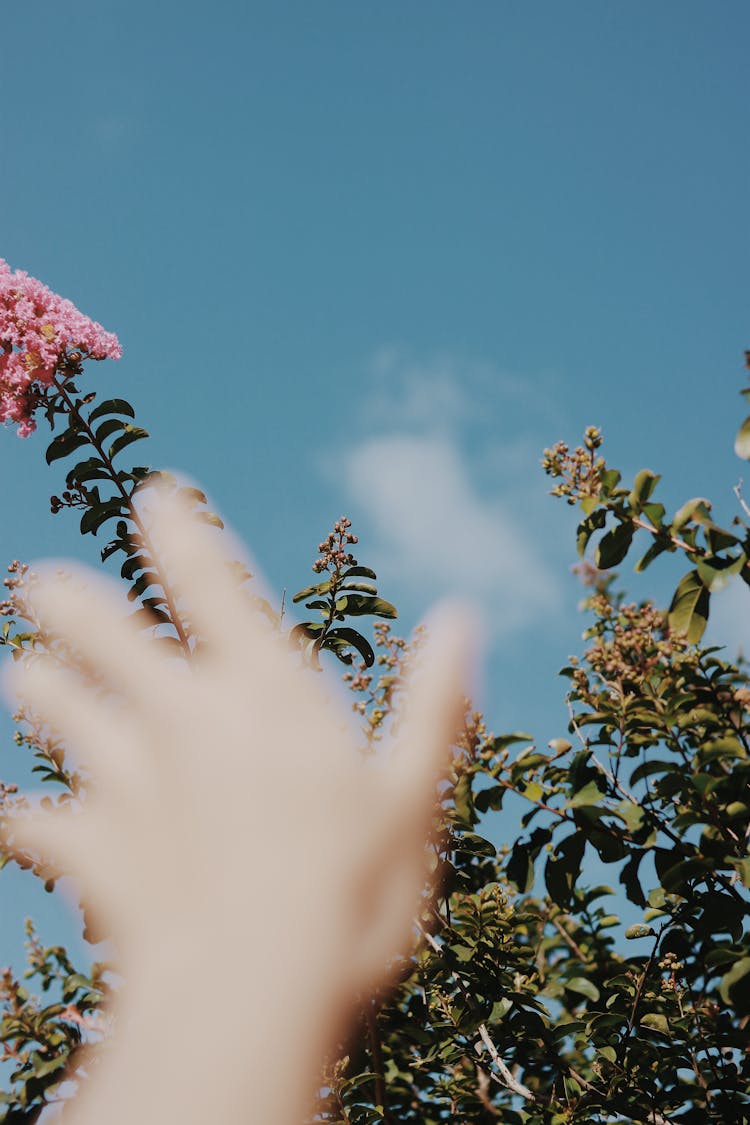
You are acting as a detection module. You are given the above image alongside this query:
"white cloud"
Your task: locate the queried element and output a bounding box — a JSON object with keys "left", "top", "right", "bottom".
{"left": 341, "top": 431, "right": 563, "bottom": 640}
{"left": 365, "top": 348, "right": 481, "bottom": 433}
{"left": 322, "top": 348, "right": 570, "bottom": 644}
{"left": 364, "top": 346, "right": 563, "bottom": 436}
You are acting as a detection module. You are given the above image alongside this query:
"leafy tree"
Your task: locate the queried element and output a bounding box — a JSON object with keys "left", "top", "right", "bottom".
{"left": 0, "top": 260, "right": 748, "bottom": 1122}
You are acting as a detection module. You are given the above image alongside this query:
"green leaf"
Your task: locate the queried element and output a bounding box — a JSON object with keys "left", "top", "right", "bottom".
{"left": 625, "top": 924, "right": 655, "bottom": 939}
{"left": 453, "top": 831, "right": 496, "bottom": 857}
{"left": 45, "top": 427, "right": 90, "bottom": 464}
{"left": 62, "top": 972, "right": 92, "bottom": 999}
{"left": 27, "top": 1054, "right": 67, "bottom": 1080}
{"left": 599, "top": 468, "right": 622, "bottom": 495}
{"left": 88, "top": 397, "right": 136, "bottom": 424}
{"left": 577, "top": 508, "right": 607, "bottom": 557}
{"left": 545, "top": 832, "right": 586, "bottom": 908}
{"left": 720, "top": 956, "right": 750, "bottom": 1011}
{"left": 635, "top": 539, "right": 669, "bottom": 573}
{"left": 338, "top": 581, "right": 378, "bottom": 595}
{"left": 505, "top": 827, "right": 551, "bottom": 892}
{"left": 628, "top": 469, "right": 661, "bottom": 511}
{"left": 334, "top": 594, "right": 397, "bottom": 619}
{"left": 101, "top": 535, "right": 127, "bottom": 562}
{"left": 630, "top": 759, "right": 679, "bottom": 785}
{"left": 80, "top": 499, "right": 126, "bottom": 536}
{"left": 564, "top": 977, "right": 600, "bottom": 1002}
{"left": 620, "top": 851, "right": 647, "bottom": 907}
{"left": 289, "top": 622, "right": 326, "bottom": 647}
{"left": 121, "top": 554, "right": 148, "bottom": 581}
{"left": 506, "top": 841, "right": 534, "bottom": 893}
{"left": 340, "top": 565, "right": 377, "bottom": 580}
{"left": 660, "top": 856, "right": 712, "bottom": 893}
{"left": 453, "top": 773, "right": 476, "bottom": 827}
{"left": 303, "top": 598, "right": 330, "bottom": 613}
{"left": 731, "top": 856, "right": 750, "bottom": 886}
{"left": 108, "top": 425, "right": 149, "bottom": 460}
{"left": 129, "top": 605, "right": 172, "bottom": 629}
{"left": 696, "top": 553, "right": 744, "bottom": 590}
{"left": 616, "top": 800, "right": 646, "bottom": 833}
{"left": 474, "top": 784, "right": 504, "bottom": 813}
{"left": 292, "top": 579, "right": 332, "bottom": 603}
{"left": 640, "top": 1013, "right": 669, "bottom": 1034}
{"left": 322, "top": 627, "right": 375, "bottom": 668}
{"left": 65, "top": 456, "right": 109, "bottom": 488}
{"left": 672, "top": 497, "right": 712, "bottom": 531}
{"left": 568, "top": 780, "right": 604, "bottom": 808}
{"left": 489, "top": 998, "right": 513, "bottom": 1023}
{"left": 595, "top": 520, "right": 634, "bottom": 569}
{"left": 94, "top": 416, "right": 126, "bottom": 444}
{"left": 126, "top": 572, "right": 161, "bottom": 602}
{"left": 493, "top": 732, "right": 534, "bottom": 752}
{"left": 668, "top": 569, "right": 710, "bottom": 642}
{"left": 176, "top": 486, "right": 208, "bottom": 506}
{"left": 705, "top": 524, "right": 741, "bottom": 552}
{"left": 735, "top": 416, "right": 750, "bottom": 460}
{"left": 641, "top": 501, "right": 666, "bottom": 528}
{"left": 193, "top": 510, "right": 224, "bottom": 529}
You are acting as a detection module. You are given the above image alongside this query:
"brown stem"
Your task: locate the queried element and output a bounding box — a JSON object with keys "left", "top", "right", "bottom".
{"left": 418, "top": 920, "right": 535, "bottom": 1102}
{"left": 365, "top": 1000, "right": 390, "bottom": 1120}
{"left": 624, "top": 928, "right": 664, "bottom": 1039}
{"left": 631, "top": 514, "right": 698, "bottom": 555}
{"left": 568, "top": 702, "right": 748, "bottom": 907}
{"left": 548, "top": 913, "right": 591, "bottom": 963}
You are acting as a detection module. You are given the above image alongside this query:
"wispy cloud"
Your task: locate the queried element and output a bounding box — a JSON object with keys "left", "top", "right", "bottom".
{"left": 344, "top": 433, "right": 561, "bottom": 635}
{"left": 330, "top": 348, "right": 568, "bottom": 643}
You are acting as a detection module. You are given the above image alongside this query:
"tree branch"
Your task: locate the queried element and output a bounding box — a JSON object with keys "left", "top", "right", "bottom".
{"left": 417, "top": 923, "right": 535, "bottom": 1102}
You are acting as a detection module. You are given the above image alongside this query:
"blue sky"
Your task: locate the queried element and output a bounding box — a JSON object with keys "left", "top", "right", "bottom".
{"left": 1, "top": 1, "right": 748, "bottom": 976}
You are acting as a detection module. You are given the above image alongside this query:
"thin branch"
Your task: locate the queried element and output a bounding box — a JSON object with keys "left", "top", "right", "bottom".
{"left": 625, "top": 928, "right": 664, "bottom": 1039}
{"left": 476, "top": 1022, "right": 534, "bottom": 1101}
{"left": 417, "top": 923, "right": 535, "bottom": 1102}
{"left": 734, "top": 478, "right": 750, "bottom": 521}
{"left": 548, "top": 913, "right": 591, "bottom": 963}
{"left": 475, "top": 1067, "right": 501, "bottom": 1118}
{"left": 568, "top": 700, "right": 748, "bottom": 906}
{"left": 631, "top": 514, "right": 698, "bottom": 555}
{"left": 364, "top": 1000, "right": 390, "bottom": 1120}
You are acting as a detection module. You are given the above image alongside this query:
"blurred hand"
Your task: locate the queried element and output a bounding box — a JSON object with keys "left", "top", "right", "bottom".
{"left": 2, "top": 482, "right": 473, "bottom": 1125}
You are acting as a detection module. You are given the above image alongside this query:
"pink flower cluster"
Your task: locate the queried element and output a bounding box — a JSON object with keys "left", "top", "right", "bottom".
{"left": 0, "top": 259, "right": 121, "bottom": 437}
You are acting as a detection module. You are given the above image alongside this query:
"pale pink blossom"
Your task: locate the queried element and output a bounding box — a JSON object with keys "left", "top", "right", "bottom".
{"left": 0, "top": 258, "right": 121, "bottom": 436}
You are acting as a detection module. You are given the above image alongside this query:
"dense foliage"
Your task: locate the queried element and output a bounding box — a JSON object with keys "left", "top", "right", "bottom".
{"left": 0, "top": 268, "right": 748, "bottom": 1122}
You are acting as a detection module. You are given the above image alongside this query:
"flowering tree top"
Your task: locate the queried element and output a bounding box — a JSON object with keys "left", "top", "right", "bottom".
{"left": 0, "top": 259, "right": 121, "bottom": 437}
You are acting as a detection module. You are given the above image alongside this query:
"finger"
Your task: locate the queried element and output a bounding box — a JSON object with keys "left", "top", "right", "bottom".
{"left": 145, "top": 480, "right": 269, "bottom": 666}
{"left": 345, "top": 604, "right": 475, "bottom": 990}
{"left": 2, "top": 805, "right": 108, "bottom": 904}
{"left": 1, "top": 804, "right": 138, "bottom": 943}
{"left": 147, "top": 481, "right": 350, "bottom": 745}
{"left": 2, "top": 804, "right": 90, "bottom": 873}
{"left": 26, "top": 568, "right": 174, "bottom": 714}
{"left": 384, "top": 601, "right": 476, "bottom": 835}
{"left": 3, "top": 656, "right": 147, "bottom": 796}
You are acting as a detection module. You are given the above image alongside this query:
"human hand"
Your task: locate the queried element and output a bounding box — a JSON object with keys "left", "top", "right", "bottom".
{"left": 2, "top": 482, "right": 474, "bottom": 1124}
